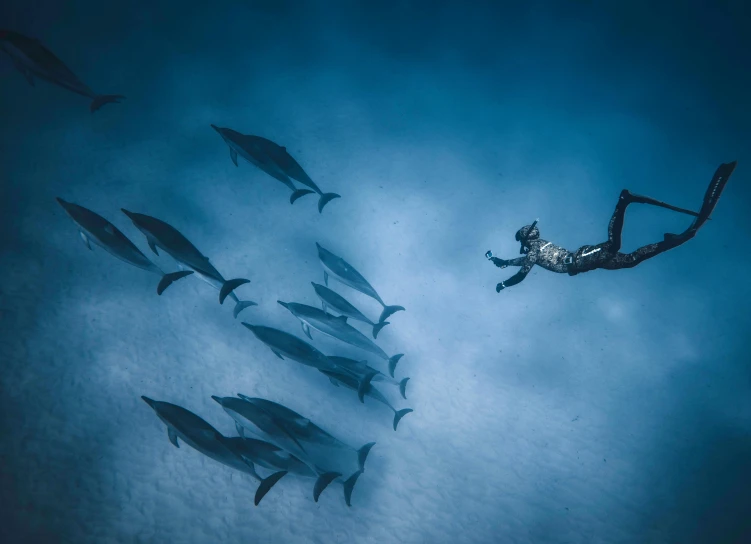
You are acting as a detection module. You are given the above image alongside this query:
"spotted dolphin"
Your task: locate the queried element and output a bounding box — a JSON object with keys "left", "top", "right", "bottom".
{"left": 121, "top": 209, "right": 256, "bottom": 318}
{"left": 311, "top": 282, "right": 389, "bottom": 339}
{"left": 240, "top": 323, "right": 338, "bottom": 372}
{"left": 316, "top": 243, "right": 404, "bottom": 323}
{"left": 0, "top": 30, "right": 124, "bottom": 112}
{"left": 57, "top": 199, "right": 192, "bottom": 294}
{"left": 140, "top": 396, "right": 286, "bottom": 505}
{"left": 278, "top": 301, "right": 403, "bottom": 377}
{"left": 328, "top": 355, "right": 410, "bottom": 399}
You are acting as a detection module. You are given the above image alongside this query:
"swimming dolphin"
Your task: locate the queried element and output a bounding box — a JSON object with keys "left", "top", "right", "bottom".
{"left": 140, "top": 396, "right": 286, "bottom": 505}
{"left": 316, "top": 242, "right": 405, "bottom": 323}
{"left": 311, "top": 282, "right": 389, "bottom": 339}
{"left": 210, "top": 125, "right": 315, "bottom": 205}
{"left": 121, "top": 209, "right": 256, "bottom": 318}
{"left": 0, "top": 30, "right": 124, "bottom": 112}
{"left": 328, "top": 355, "right": 410, "bottom": 399}
{"left": 239, "top": 323, "right": 338, "bottom": 372}
{"left": 320, "top": 370, "right": 413, "bottom": 431}
{"left": 212, "top": 395, "right": 344, "bottom": 503}
{"left": 278, "top": 301, "right": 403, "bottom": 377}
{"left": 249, "top": 136, "right": 340, "bottom": 213}
{"left": 57, "top": 198, "right": 192, "bottom": 294}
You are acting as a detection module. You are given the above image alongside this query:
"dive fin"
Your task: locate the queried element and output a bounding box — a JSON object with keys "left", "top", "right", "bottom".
{"left": 302, "top": 322, "right": 312, "bottom": 340}
{"left": 157, "top": 270, "right": 194, "bottom": 295}
{"left": 230, "top": 148, "right": 238, "bottom": 167}
{"left": 399, "top": 377, "right": 410, "bottom": 400}
{"left": 90, "top": 95, "right": 125, "bottom": 113}
{"left": 379, "top": 305, "right": 405, "bottom": 323}
{"left": 343, "top": 470, "right": 363, "bottom": 507}
{"left": 219, "top": 278, "right": 250, "bottom": 305}
{"left": 168, "top": 427, "right": 179, "bottom": 448}
{"left": 357, "top": 371, "right": 378, "bottom": 403}
{"left": 317, "top": 193, "right": 341, "bottom": 213}
{"left": 234, "top": 300, "right": 257, "bottom": 319}
{"left": 357, "top": 442, "right": 376, "bottom": 472}
{"left": 393, "top": 408, "right": 413, "bottom": 431}
{"left": 290, "top": 189, "right": 314, "bottom": 205}
{"left": 313, "top": 472, "right": 341, "bottom": 502}
{"left": 148, "top": 239, "right": 159, "bottom": 256}
{"left": 254, "top": 470, "right": 287, "bottom": 506}
{"left": 324, "top": 271, "right": 329, "bottom": 286}
{"left": 79, "top": 231, "right": 92, "bottom": 250}
{"left": 372, "top": 321, "right": 390, "bottom": 339}
{"left": 388, "top": 354, "right": 404, "bottom": 378}
{"left": 692, "top": 160, "right": 736, "bottom": 231}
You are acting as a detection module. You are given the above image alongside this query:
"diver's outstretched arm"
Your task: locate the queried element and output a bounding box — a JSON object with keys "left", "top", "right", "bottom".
{"left": 491, "top": 256, "right": 527, "bottom": 268}
{"left": 497, "top": 259, "right": 535, "bottom": 292}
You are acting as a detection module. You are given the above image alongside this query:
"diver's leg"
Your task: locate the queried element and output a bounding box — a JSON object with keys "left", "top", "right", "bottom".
{"left": 601, "top": 237, "right": 687, "bottom": 270}
{"left": 606, "top": 190, "right": 631, "bottom": 252}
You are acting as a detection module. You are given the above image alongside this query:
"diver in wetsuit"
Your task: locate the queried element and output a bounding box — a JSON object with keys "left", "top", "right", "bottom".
{"left": 488, "top": 161, "right": 737, "bottom": 293}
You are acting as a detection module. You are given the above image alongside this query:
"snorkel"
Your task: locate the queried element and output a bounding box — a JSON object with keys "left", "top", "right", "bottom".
{"left": 517, "top": 219, "right": 539, "bottom": 254}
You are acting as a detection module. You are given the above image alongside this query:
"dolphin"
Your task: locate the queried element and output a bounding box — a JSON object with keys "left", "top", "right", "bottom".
{"left": 316, "top": 242, "right": 405, "bottom": 323}
{"left": 278, "top": 301, "right": 404, "bottom": 378}
{"left": 0, "top": 30, "right": 124, "bottom": 112}
{"left": 121, "top": 209, "right": 256, "bottom": 318}
{"left": 249, "top": 136, "right": 340, "bottom": 213}
{"left": 57, "top": 198, "right": 192, "bottom": 294}
{"left": 212, "top": 395, "right": 345, "bottom": 503}
{"left": 140, "top": 396, "right": 286, "bottom": 505}
{"left": 320, "top": 370, "right": 413, "bottom": 431}
{"left": 311, "top": 282, "right": 389, "bottom": 339}
{"left": 210, "top": 125, "right": 315, "bottom": 205}
{"left": 328, "top": 355, "right": 410, "bottom": 399}
{"left": 240, "top": 323, "right": 338, "bottom": 372}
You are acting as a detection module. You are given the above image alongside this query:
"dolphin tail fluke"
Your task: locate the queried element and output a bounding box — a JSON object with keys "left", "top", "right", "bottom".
{"left": 388, "top": 354, "right": 404, "bottom": 378}
{"left": 90, "top": 95, "right": 125, "bottom": 113}
{"left": 254, "top": 470, "right": 288, "bottom": 506}
{"left": 393, "top": 409, "right": 413, "bottom": 431}
{"left": 372, "top": 321, "right": 390, "bottom": 339}
{"left": 357, "top": 371, "right": 378, "bottom": 403}
{"left": 379, "top": 305, "right": 405, "bottom": 323}
{"left": 219, "top": 278, "right": 250, "bottom": 305}
{"left": 313, "top": 472, "right": 341, "bottom": 502}
{"left": 234, "top": 300, "right": 258, "bottom": 319}
{"left": 357, "top": 442, "right": 376, "bottom": 472}
{"left": 290, "top": 189, "right": 314, "bottom": 205}
{"left": 317, "top": 193, "right": 341, "bottom": 213}
{"left": 343, "top": 470, "right": 363, "bottom": 507}
{"left": 399, "top": 377, "right": 410, "bottom": 400}
{"left": 157, "top": 270, "right": 194, "bottom": 295}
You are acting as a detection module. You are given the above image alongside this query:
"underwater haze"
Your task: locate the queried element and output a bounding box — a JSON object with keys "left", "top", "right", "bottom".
{"left": 1, "top": 1, "right": 750, "bottom": 543}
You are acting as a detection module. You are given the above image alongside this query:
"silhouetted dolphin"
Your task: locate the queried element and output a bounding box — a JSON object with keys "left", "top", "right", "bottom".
{"left": 316, "top": 243, "right": 405, "bottom": 323}
{"left": 56, "top": 198, "right": 192, "bottom": 294}
{"left": 121, "top": 209, "right": 255, "bottom": 318}
{"left": 278, "top": 301, "right": 403, "bottom": 377}
{"left": 240, "top": 323, "right": 338, "bottom": 372}
{"left": 320, "top": 369, "right": 413, "bottom": 431}
{"left": 0, "top": 30, "right": 124, "bottom": 112}
{"left": 249, "top": 136, "right": 340, "bottom": 213}
{"left": 328, "top": 355, "right": 409, "bottom": 399}
{"left": 210, "top": 125, "right": 315, "bottom": 205}
{"left": 140, "top": 396, "right": 286, "bottom": 505}
{"left": 311, "top": 282, "right": 389, "bottom": 338}
{"left": 212, "top": 395, "right": 345, "bottom": 503}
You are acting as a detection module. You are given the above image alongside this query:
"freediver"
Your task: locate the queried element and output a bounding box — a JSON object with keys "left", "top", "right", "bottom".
{"left": 486, "top": 161, "right": 737, "bottom": 292}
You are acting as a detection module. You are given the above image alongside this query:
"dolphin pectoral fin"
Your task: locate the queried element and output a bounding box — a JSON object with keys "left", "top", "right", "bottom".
{"left": 388, "top": 354, "right": 404, "bottom": 378}
{"left": 167, "top": 428, "right": 179, "bottom": 448}
{"left": 79, "top": 231, "right": 92, "bottom": 250}
{"left": 343, "top": 470, "right": 363, "bottom": 507}
{"left": 290, "top": 189, "right": 314, "bottom": 205}
{"left": 294, "top": 417, "right": 310, "bottom": 427}
{"left": 235, "top": 422, "right": 246, "bottom": 438}
{"left": 302, "top": 322, "right": 312, "bottom": 340}
{"left": 230, "top": 148, "right": 238, "bottom": 166}
{"left": 104, "top": 224, "right": 115, "bottom": 236}
{"left": 220, "top": 278, "right": 250, "bottom": 305}
{"left": 239, "top": 455, "right": 261, "bottom": 479}
{"left": 255, "top": 471, "right": 287, "bottom": 506}
{"left": 357, "top": 442, "right": 376, "bottom": 472}
{"left": 329, "top": 377, "right": 340, "bottom": 387}
{"left": 272, "top": 350, "right": 284, "bottom": 360}
{"left": 393, "top": 408, "right": 413, "bottom": 431}
{"left": 321, "top": 301, "right": 328, "bottom": 312}
{"left": 313, "top": 472, "right": 341, "bottom": 502}
{"left": 357, "top": 371, "right": 378, "bottom": 403}
{"left": 324, "top": 271, "right": 329, "bottom": 286}
{"left": 147, "top": 239, "right": 159, "bottom": 256}
{"left": 157, "top": 270, "right": 193, "bottom": 296}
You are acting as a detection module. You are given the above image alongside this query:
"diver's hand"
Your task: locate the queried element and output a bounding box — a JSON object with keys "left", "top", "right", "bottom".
{"left": 491, "top": 257, "right": 508, "bottom": 268}
{"left": 496, "top": 282, "right": 506, "bottom": 293}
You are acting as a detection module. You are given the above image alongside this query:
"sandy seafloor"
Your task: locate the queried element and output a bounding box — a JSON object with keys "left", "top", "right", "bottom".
{"left": 1, "top": 2, "right": 750, "bottom": 543}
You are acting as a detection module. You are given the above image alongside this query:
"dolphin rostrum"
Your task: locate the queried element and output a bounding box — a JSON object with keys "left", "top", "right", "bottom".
{"left": 140, "top": 396, "right": 286, "bottom": 505}
{"left": 57, "top": 198, "right": 192, "bottom": 294}
{"left": 316, "top": 242, "right": 405, "bottom": 323}
{"left": 0, "top": 30, "right": 124, "bottom": 112}
{"left": 210, "top": 125, "right": 315, "bottom": 205}
{"left": 328, "top": 355, "right": 410, "bottom": 399}
{"left": 278, "top": 301, "right": 404, "bottom": 378}
{"left": 121, "top": 209, "right": 256, "bottom": 318}
{"left": 249, "top": 136, "right": 340, "bottom": 213}
{"left": 311, "top": 282, "right": 389, "bottom": 339}
{"left": 320, "top": 369, "right": 413, "bottom": 431}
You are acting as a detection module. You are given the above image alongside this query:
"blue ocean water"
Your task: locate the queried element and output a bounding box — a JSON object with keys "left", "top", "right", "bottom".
{"left": 1, "top": 1, "right": 749, "bottom": 543}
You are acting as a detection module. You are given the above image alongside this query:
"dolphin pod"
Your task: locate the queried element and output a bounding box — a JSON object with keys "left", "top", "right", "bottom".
{"left": 311, "top": 282, "right": 390, "bottom": 339}
{"left": 0, "top": 30, "right": 124, "bottom": 112}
